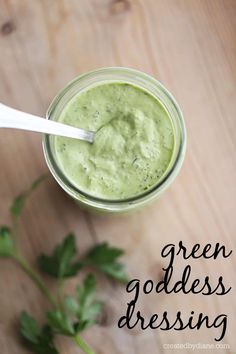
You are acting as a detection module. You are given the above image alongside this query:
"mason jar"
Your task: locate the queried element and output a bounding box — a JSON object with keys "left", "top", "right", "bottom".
{"left": 43, "top": 67, "right": 186, "bottom": 213}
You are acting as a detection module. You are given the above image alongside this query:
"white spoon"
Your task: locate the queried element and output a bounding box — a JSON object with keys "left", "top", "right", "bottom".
{"left": 0, "top": 103, "right": 95, "bottom": 143}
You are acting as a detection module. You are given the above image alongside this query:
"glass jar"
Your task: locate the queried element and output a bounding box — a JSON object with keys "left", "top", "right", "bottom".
{"left": 43, "top": 67, "right": 186, "bottom": 213}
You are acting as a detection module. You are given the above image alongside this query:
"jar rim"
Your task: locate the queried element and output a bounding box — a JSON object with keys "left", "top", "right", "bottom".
{"left": 43, "top": 67, "right": 186, "bottom": 211}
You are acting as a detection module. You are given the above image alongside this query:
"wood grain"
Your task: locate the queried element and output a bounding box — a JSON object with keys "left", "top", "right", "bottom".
{"left": 0, "top": 0, "right": 235, "bottom": 353}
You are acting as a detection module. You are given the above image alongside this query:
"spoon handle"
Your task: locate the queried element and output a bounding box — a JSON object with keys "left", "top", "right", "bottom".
{"left": 0, "top": 103, "right": 95, "bottom": 143}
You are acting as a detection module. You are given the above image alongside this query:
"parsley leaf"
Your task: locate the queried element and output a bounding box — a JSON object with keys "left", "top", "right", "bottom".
{"left": 48, "top": 275, "right": 102, "bottom": 336}
{"left": 38, "top": 234, "right": 82, "bottom": 278}
{"left": 20, "top": 312, "right": 58, "bottom": 354}
{"left": 47, "top": 310, "right": 75, "bottom": 336}
{"left": 75, "top": 274, "right": 102, "bottom": 332}
{"left": 0, "top": 226, "right": 14, "bottom": 257}
{"left": 64, "top": 274, "right": 102, "bottom": 332}
{"left": 20, "top": 311, "right": 40, "bottom": 343}
{"left": 63, "top": 296, "right": 79, "bottom": 314}
{"left": 10, "top": 194, "right": 27, "bottom": 217}
{"left": 11, "top": 174, "right": 47, "bottom": 217}
{"left": 98, "top": 262, "right": 128, "bottom": 283}
{"left": 83, "top": 242, "right": 129, "bottom": 283}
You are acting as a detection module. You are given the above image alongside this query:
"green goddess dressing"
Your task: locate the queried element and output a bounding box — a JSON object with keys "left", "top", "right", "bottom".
{"left": 54, "top": 82, "right": 175, "bottom": 200}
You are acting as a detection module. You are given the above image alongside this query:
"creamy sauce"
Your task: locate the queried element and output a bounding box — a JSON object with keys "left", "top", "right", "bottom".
{"left": 54, "top": 82, "right": 174, "bottom": 199}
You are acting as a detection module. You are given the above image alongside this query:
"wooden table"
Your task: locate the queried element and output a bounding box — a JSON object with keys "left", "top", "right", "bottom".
{"left": 0, "top": 1, "right": 235, "bottom": 353}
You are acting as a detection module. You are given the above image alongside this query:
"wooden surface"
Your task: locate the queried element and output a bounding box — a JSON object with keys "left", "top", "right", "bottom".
{"left": 0, "top": 0, "right": 236, "bottom": 353}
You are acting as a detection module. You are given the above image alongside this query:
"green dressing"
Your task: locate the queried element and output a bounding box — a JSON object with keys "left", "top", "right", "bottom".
{"left": 54, "top": 82, "right": 175, "bottom": 200}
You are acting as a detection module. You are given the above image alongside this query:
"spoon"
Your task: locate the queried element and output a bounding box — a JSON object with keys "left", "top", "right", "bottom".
{"left": 0, "top": 103, "right": 95, "bottom": 143}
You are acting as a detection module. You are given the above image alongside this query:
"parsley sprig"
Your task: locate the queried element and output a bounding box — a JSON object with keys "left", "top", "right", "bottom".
{"left": 0, "top": 176, "right": 129, "bottom": 354}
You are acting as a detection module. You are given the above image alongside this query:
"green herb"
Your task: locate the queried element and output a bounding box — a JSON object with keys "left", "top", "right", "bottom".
{"left": 20, "top": 312, "right": 58, "bottom": 354}
{"left": 83, "top": 242, "right": 129, "bottom": 283}
{"left": 68, "top": 274, "right": 102, "bottom": 332}
{"left": 11, "top": 174, "right": 48, "bottom": 217}
{"left": 47, "top": 310, "right": 75, "bottom": 336}
{"left": 0, "top": 176, "right": 129, "bottom": 354}
{"left": 0, "top": 226, "right": 14, "bottom": 257}
{"left": 38, "top": 233, "right": 82, "bottom": 278}
{"left": 39, "top": 237, "right": 128, "bottom": 283}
